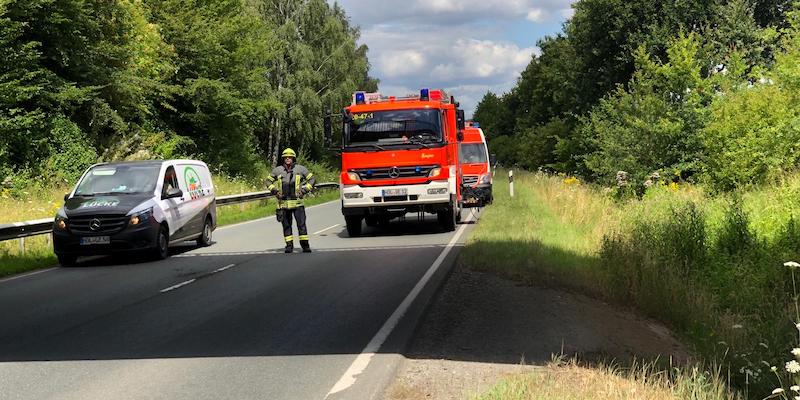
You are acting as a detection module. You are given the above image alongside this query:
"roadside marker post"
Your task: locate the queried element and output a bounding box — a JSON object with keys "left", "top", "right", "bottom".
{"left": 509, "top": 170, "right": 514, "bottom": 197}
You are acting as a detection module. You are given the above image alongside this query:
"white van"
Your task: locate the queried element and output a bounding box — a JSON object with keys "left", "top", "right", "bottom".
{"left": 53, "top": 160, "right": 217, "bottom": 266}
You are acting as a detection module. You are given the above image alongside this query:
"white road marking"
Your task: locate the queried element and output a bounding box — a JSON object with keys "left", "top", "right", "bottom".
{"left": 313, "top": 224, "right": 340, "bottom": 235}
{"left": 174, "top": 245, "right": 444, "bottom": 258}
{"left": 214, "top": 263, "right": 236, "bottom": 273}
{"left": 0, "top": 267, "right": 59, "bottom": 283}
{"left": 325, "top": 214, "right": 474, "bottom": 397}
{"left": 159, "top": 279, "right": 196, "bottom": 293}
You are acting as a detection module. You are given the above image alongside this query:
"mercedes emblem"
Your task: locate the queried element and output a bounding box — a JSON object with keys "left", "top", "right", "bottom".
{"left": 89, "top": 218, "right": 102, "bottom": 231}
{"left": 388, "top": 167, "right": 400, "bottom": 179}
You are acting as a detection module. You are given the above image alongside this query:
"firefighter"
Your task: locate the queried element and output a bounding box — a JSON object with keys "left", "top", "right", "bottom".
{"left": 267, "top": 148, "right": 316, "bottom": 253}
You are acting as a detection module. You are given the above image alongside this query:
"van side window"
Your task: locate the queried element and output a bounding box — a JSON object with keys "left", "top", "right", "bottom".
{"left": 163, "top": 166, "right": 179, "bottom": 196}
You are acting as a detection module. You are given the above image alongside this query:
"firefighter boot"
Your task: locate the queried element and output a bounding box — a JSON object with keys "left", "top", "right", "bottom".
{"left": 284, "top": 241, "right": 294, "bottom": 253}
{"left": 300, "top": 240, "right": 312, "bottom": 253}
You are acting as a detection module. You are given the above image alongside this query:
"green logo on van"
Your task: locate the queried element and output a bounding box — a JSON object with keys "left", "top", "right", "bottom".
{"left": 184, "top": 166, "right": 204, "bottom": 200}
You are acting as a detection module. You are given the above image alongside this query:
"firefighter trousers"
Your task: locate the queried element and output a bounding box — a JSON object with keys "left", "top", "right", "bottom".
{"left": 281, "top": 206, "right": 308, "bottom": 243}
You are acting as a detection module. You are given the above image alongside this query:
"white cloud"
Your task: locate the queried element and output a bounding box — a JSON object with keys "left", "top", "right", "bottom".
{"left": 526, "top": 8, "right": 546, "bottom": 22}
{"left": 330, "top": 0, "right": 577, "bottom": 115}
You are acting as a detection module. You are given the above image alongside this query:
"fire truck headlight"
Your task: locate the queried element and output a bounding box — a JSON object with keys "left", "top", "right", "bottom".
{"left": 428, "top": 168, "right": 442, "bottom": 178}
{"left": 479, "top": 174, "right": 491, "bottom": 184}
{"left": 347, "top": 172, "right": 361, "bottom": 181}
{"left": 344, "top": 192, "right": 364, "bottom": 199}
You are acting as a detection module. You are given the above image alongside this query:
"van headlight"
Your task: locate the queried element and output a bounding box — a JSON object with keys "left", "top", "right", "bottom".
{"left": 129, "top": 208, "right": 153, "bottom": 226}
{"left": 55, "top": 216, "right": 68, "bottom": 231}
{"left": 428, "top": 168, "right": 442, "bottom": 178}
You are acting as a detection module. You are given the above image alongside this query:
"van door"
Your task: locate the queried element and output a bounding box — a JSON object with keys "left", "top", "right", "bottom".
{"left": 178, "top": 163, "right": 211, "bottom": 237}
{"left": 160, "top": 165, "right": 190, "bottom": 240}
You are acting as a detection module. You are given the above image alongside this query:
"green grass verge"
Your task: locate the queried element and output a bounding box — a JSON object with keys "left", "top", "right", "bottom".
{"left": 0, "top": 187, "right": 340, "bottom": 279}
{"left": 461, "top": 170, "right": 798, "bottom": 399}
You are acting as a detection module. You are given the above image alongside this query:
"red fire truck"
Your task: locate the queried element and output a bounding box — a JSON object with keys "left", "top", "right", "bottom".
{"left": 325, "top": 89, "right": 466, "bottom": 237}
{"left": 460, "top": 121, "right": 493, "bottom": 207}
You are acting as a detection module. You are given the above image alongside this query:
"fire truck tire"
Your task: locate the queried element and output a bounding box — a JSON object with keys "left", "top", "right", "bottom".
{"left": 345, "top": 216, "right": 363, "bottom": 237}
{"left": 438, "top": 207, "right": 457, "bottom": 232}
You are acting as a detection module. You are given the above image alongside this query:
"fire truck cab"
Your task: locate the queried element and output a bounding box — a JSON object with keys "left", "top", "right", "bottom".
{"left": 328, "top": 89, "right": 466, "bottom": 237}
{"left": 460, "top": 121, "right": 493, "bottom": 207}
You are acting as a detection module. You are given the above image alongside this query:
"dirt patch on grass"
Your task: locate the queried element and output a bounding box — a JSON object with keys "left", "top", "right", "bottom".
{"left": 387, "top": 265, "right": 691, "bottom": 400}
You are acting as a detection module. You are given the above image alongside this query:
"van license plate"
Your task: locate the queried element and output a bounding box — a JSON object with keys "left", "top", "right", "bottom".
{"left": 80, "top": 236, "right": 110, "bottom": 245}
{"left": 382, "top": 188, "right": 407, "bottom": 196}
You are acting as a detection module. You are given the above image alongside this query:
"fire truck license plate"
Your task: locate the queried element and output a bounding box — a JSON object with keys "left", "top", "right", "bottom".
{"left": 382, "top": 188, "right": 407, "bottom": 196}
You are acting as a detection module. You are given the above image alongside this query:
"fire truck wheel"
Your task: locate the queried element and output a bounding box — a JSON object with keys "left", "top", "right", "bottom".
{"left": 438, "top": 207, "right": 457, "bottom": 232}
{"left": 345, "top": 216, "right": 363, "bottom": 237}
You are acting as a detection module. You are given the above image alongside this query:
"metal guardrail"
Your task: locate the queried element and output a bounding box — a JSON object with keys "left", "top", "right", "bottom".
{"left": 0, "top": 182, "right": 339, "bottom": 243}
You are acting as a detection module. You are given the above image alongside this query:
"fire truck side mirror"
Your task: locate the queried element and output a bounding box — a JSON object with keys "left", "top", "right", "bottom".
{"left": 490, "top": 154, "right": 497, "bottom": 166}
{"left": 456, "top": 109, "right": 466, "bottom": 131}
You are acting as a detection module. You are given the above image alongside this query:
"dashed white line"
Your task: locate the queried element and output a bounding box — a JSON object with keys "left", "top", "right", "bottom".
{"left": 159, "top": 279, "right": 196, "bottom": 293}
{"left": 214, "top": 263, "right": 236, "bottom": 273}
{"left": 325, "top": 214, "right": 473, "bottom": 398}
{"left": 313, "top": 224, "right": 340, "bottom": 235}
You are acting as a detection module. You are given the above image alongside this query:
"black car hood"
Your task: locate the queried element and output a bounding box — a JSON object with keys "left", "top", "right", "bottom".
{"left": 64, "top": 195, "right": 152, "bottom": 217}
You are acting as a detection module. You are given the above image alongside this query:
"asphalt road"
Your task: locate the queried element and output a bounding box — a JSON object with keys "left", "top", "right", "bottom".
{"left": 0, "top": 200, "right": 479, "bottom": 400}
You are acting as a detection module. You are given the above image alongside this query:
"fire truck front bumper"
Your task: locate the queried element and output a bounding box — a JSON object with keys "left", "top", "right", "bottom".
{"left": 341, "top": 180, "right": 451, "bottom": 209}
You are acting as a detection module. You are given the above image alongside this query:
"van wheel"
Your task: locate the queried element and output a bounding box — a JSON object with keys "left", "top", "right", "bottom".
{"left": 345, "top": 216, "right": 363, "bottom": 237}
{"left": 365, "top": 216, "right": 378, "bottom": 227}
{"left": 197, "top": 217, "right": 213, "bottom": 247}
{"left": 154, "top": 226, "right": 170, "bottom": 260}
{"left": 58, "top": 255, "right": 78, "bottom": 267}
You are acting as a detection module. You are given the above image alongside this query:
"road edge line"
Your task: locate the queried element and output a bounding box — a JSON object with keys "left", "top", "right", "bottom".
{"left": 325, "top": 214, "right": 472, "bottom": 397}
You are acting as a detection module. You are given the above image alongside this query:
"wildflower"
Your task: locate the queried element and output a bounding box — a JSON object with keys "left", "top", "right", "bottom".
{"left": 668, "top": 182, "right": 679, "bottom": 192}
{"left": 787, "top": 360, "right": 800, "bottom": 374}
{"left": 792, "top": 385, "right": 800, "bottom": 392}
{"left": 775, "top": 388, "right": 785, "bottom": 394}
{"left": 793, "top": 348, "right": 800, "bottom": 357}
{"left": 786, "top": 261, "right": 800, "bottom": 269}
{"left": 732, "top": 324, "right": 743, "bottom": 329}
{"left": 772, "top": 366, "right": 779, "bottom": 372}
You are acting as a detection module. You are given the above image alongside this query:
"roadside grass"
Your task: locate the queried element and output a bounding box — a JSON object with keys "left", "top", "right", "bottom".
{"left": 472, "top": 357, "right": 737, "bottom": 400}
{"left": 0, "top": 167, "right": 340, "bottom": 278}
{"left": 461, "top": 170, "right": 799, "bottom": 398}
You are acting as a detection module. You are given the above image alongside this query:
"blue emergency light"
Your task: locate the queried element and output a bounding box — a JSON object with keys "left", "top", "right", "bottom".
{"left": 415, "top": 166, "right": 422, "bottom": 173}
{"left": 420, "top": 88, "right": 430, "bottom": 101}
{"left": 355, "top": 92, "right": 366, "bottom": 104}
{"left": 473, "top": 122, "right": 481, "bottom": 128}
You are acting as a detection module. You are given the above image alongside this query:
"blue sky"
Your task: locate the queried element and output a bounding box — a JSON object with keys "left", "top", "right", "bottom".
{"left": 331, "top": 0, "right": 577, "bottom": 116}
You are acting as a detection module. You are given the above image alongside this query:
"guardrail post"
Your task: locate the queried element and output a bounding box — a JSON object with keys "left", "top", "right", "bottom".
{"left": 509, "top": 170, "right": 514, "bottom": 197}
{"left": 19, "top": 237, "right": 25, "bottom": 255}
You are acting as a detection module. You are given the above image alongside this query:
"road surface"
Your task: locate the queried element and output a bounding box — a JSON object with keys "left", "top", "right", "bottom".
{"left": 0, "top": 201, "right": 479, "bottom": 400}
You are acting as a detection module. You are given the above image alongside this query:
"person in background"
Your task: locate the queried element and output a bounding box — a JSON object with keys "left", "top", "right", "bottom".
{"left": 267, "top": 148, "right": 316, "bottom": 253}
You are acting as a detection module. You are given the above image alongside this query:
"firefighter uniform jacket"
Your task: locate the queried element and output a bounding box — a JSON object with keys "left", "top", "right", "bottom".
{"left": 266, "top": 164, "right": 315, "bottom": 209}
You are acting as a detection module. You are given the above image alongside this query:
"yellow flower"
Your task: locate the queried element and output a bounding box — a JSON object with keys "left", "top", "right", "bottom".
{"left": 668, "top": 182, "right": 679, "bottom": 192}
{"left": 563, "top": 176, "right": 579, "bottom": 186}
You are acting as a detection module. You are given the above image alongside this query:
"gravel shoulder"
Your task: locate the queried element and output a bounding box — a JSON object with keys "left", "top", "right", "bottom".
{"left": 386, "top": 263, "right": 691, "bottom": 400}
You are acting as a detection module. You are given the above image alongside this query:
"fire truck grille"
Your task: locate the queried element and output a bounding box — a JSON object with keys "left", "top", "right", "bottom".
{"left": 462, "top": 175, "right": 479, "bottom": 186}
{"left": 352, "top": 165, "right": 439, "bottom": 180}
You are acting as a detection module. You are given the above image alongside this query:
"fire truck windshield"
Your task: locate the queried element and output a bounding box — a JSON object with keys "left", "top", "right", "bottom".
{"left": 460, "top": 143, "right": 488, "bottom": 163}
{"left": 345, "top": 109, "right": 443, "bottom": 149}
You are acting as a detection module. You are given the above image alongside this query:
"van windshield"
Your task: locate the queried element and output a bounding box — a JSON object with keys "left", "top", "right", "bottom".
{"left": 74, "top": 165, "right": 161, "bottom": 196}
{"left": 345, "top": 109, "right": 443, "bottom": 148}
{"left": 460, "top": 143, "right": 488, "bottom": 164}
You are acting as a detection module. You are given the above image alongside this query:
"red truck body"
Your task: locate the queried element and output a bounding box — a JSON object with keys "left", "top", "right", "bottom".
{"left": 336, "top": 89, "right": 465, "bottom": 236}
{"left": 459, "top": 122, "right": 493, "bottom": 207}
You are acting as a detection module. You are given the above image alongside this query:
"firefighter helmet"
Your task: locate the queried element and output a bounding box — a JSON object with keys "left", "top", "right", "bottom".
{"left": 281, "top": 148, "right": 297, "bottom": 159}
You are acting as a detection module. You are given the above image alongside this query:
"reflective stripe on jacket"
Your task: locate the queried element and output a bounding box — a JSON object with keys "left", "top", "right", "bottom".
{"left": 266, "top": 164, "right": 315, "bottom": 209}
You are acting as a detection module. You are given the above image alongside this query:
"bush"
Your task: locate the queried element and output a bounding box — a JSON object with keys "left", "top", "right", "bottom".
{"left": 42, "top": 116, "right": 97, "bottom": 184}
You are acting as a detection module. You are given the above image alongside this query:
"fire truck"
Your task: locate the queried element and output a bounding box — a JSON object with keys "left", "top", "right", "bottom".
{"left": 325, "top": 89, "right": 466, "bottom": 237}
{"left": 459, "top": 121, "right": 493, "bottom": 207}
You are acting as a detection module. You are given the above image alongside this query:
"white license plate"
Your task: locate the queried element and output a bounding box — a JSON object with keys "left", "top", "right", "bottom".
{"left": 80, "top": 236, "right": 110, "bottom": 245}
{"left": 382, "top": 188, "right": 408, "bottom": 196}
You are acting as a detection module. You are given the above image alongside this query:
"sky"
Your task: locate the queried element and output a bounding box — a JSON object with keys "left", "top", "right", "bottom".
{"left": 331, "top": 0, "right": 577, "bottom": 117}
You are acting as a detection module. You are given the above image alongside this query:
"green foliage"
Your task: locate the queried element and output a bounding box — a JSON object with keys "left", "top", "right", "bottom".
{"left": 0, "top": 0, "right": 374, "bottom": 186}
